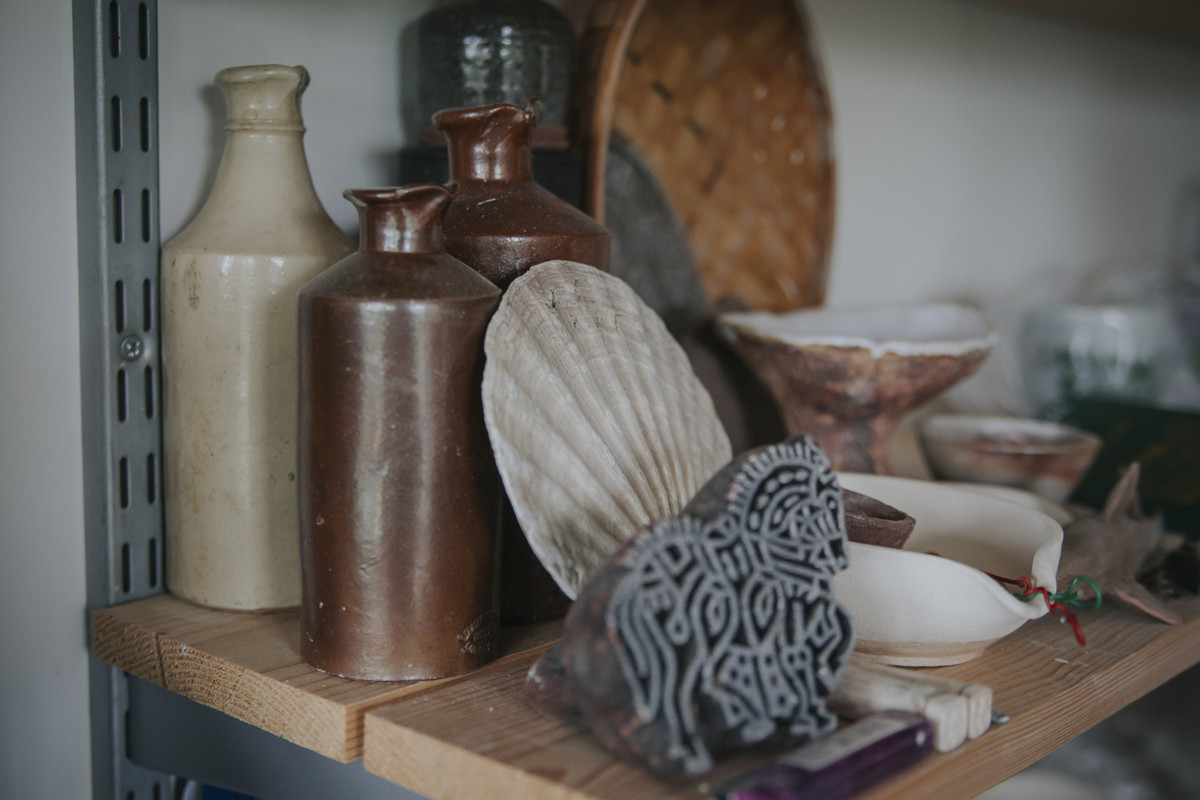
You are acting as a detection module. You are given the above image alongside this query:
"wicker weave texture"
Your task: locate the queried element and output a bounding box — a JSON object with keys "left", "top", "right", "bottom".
{"left": 582, "top": 0, "right": 835, "bottom": 312}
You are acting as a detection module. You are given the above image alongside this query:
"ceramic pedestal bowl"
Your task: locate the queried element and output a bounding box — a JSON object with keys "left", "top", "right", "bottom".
{"left": 919, "top": 414, "right": 1102, "bottom": 504}
{"left": 834, "top": 473, "right": 1063, "bottom": 667}
{"left": 717, "top": 304, "right": 996, "bottom": 473}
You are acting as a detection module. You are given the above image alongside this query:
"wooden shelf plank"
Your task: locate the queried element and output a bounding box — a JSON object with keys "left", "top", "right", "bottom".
{"left": 93, "top": 588, "right": 1200, "bottom": 798}
{"left": 363, "top": 595, "right": 1200, "bottom": 800}
{"left": 92, "top": 594, "right": 560, "bottom": 762}
{"left": 852, "top": 593, "right": 1200, "bottom": 798}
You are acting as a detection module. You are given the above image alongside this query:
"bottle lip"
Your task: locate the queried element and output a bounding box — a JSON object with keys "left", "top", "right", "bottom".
{"left": 432, "top": 101, "right": 537, "bottom": 131}
{"left": 343, "top": 185, "right": 453, "bottom": 208}
{"left": 216, "top": 64, "right": 309, "bottom": 133}
{"left": 215, "top": 63, "right": 310, "bottom": 88}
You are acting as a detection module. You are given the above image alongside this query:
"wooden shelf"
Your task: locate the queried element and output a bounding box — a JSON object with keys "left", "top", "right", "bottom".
{"left": 94, "top": 591, "right": 1200, "bottom": 799}
{"left": 91, "top": 594, "right": 559, "bottom": 763}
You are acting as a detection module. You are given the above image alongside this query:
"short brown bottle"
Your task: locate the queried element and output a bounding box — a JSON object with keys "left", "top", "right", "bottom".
{"left": 435, "top": 102, "right": 611, "bottom": 622}
{"left": 298, "top": 184, "right": 502, "bottom": 680}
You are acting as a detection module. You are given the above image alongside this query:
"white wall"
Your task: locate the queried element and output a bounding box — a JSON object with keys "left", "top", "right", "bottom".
{"left": 815, "top": 0, "right": 1200, "bottom": 308}
{"left": 154, "top": 0, "right": 1200, "bottom": 301}
{"left": 0, "top": 1, "right": 91, "bottom": 798}
{"left": 808, "top": 0, "right": 1200, "bottom": 412}
{"left": 157, "top": 0, "right": 439, "bottom": 239}
{"left": 4, "top": 0, "right": 1200, "bottom": 796}
{"left": 155, "top": 0, "right": 1200, "bottom": 413}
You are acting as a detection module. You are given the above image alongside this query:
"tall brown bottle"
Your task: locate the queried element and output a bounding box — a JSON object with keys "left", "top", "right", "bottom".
{"left": 435, "top": 102, "right": 610, "bottom": 288}
{"left": 298, "top": 185, "right": 502, "bottom": 681}
{"left": 436, "top": 102, "right": 611, "bottom": 622}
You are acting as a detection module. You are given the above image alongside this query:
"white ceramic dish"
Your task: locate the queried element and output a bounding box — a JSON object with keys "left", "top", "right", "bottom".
{"left": 834, "top": 473, "right": 1063, "bottom": 666}
{"left": 956, "top": 482, "right": 1074, "bottom": 526}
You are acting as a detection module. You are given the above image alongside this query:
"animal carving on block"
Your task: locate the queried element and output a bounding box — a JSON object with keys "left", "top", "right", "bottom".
{"left": 527, "top": 436, "right": 855, "bottom": 777}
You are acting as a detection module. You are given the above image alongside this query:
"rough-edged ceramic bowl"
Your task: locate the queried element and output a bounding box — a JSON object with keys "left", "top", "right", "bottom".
{"left": 919, "top": 414, "right": 1102, "bottom": 504}
{"left": 834, "top": 473, "right": 1063, "bottom": 667}
{"left": 718, "top": 304, "right": 995, "bottom": 474}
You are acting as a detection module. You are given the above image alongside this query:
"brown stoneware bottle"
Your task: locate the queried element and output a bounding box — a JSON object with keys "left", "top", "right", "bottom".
{"left": 298, "top": 184, "right": 502, "bottom": 681}
{"left": 435, "top": 102, "right": 611, "bottom": 623}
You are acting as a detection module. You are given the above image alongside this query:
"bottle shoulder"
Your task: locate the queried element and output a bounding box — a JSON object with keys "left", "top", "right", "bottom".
{"left": 165, "top": 132, "right": 350, "bottom": 256}
{"left": 444, "top": 181, "right": 608, "bottom": 239}
{"left": 300, "top": 252, "right": 501, "bottom": 305}
{"left": 164, "top": 206, "right": 353, "bottom": 260}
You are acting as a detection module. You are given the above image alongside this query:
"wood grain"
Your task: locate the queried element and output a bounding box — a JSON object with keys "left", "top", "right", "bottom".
{"left": 93, "top": 584, "right": 1200, "bottom": 796}
{"left": 364, "top": 656, "right": 771, "bottom": 800}
{"left": 92, "top": 594, "right": 560, "bottom": 762}
{"left": 364, "top": 595, "right": 1200, "bottom": 800}
{"left": 852, "top": 593, "right": 1200, "bottom": 798}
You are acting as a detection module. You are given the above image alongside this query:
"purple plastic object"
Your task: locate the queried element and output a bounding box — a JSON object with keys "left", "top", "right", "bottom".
{"left": 718, "top": 712, "right": 934, "bottom": 800}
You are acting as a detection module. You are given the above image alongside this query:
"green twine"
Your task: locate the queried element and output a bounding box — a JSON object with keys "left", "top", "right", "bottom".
{"left": 1057, "top": 575, "right": 1103, "bottom": 611}
{"left": 1010, "top": 574, "right": 1102, "bottom": 610}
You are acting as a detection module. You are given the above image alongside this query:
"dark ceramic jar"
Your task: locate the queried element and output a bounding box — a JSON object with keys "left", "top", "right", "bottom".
{"left": 436, "top": 102, "right": 610, "bottom": 622}
{"left": 412, "top": 0, "right": 574, "bottom": 150}
{"left": 298, "top": 184, "right": 502, "bottom": 681}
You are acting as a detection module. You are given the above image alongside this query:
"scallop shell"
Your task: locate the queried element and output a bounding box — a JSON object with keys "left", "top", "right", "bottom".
{"left": 482, "top": 260, "right": 732, "bottom": 598}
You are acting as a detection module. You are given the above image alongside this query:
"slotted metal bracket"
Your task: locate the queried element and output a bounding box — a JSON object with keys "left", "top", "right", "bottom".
{"left": 73, "top": 1, "right": 175, "bottom": 798}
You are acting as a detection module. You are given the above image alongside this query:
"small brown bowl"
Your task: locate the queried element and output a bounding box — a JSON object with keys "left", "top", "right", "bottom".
{"left": 918, "top": 415, "right": 1102, "bottom": 503}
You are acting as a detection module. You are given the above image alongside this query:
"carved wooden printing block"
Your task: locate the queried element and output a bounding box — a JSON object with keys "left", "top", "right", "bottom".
{"left": 528, "top": 436, "right": 855, "bottom": 777}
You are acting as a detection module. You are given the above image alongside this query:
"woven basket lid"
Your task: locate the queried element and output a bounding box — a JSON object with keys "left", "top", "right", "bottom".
{"left": 577, "top": 0, "right": 835, "bottom": 313}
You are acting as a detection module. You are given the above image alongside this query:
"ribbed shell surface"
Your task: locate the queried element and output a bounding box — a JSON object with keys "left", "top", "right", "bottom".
{"left": 482, "top": 260, "right": 732, "bottom": 597}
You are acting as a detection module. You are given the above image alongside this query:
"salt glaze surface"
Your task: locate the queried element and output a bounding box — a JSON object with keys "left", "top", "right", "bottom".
{"left": 529, "top": 436, "right": 854, "bottom": 777}
{"left": 161, "top": 65, "right": 353, "bottom": 611}
{"left": 481, "top": 260, "right": 732, "bottom": 597}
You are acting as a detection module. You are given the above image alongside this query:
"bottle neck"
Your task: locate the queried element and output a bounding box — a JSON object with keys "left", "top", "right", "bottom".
{"left": 358, "top": 210, "right": 444, "bottom": 253}
{"left": 435, "top": 104, "right": 537, "bottom": 184}
{"left": 446, "top": 137, "right": 534, "bottom": 183}
{"left": 348, "top": 185, "right": 451, "bottom": 254}
{"left": 206, "top": 128, "right": 324, "bottom": 215}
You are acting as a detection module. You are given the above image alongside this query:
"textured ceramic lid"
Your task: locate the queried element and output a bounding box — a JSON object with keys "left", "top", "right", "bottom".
{"left": 412, "top": 0, "right": 574, "bottom": 147}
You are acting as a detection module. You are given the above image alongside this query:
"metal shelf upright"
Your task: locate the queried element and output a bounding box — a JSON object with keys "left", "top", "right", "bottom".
{"left": 73, "top": 1, "right": 172, "bottom": 798}
{"left": 71, "top": 3, "right": 421, "bottom": 797}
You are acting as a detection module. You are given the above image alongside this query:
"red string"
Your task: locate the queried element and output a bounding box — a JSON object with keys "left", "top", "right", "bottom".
{"left": 986, "top": 572, "right": 1088, "bottom": 647}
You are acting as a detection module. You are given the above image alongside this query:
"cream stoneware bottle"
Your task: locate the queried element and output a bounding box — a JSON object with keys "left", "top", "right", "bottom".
{"left": 161, "top": 64, "right": 353, "bottom": 611}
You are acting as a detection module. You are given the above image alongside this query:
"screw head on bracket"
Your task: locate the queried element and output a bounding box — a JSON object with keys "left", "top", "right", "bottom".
{"left": 120, "top": 335, "right": 144, "bottom": 362}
